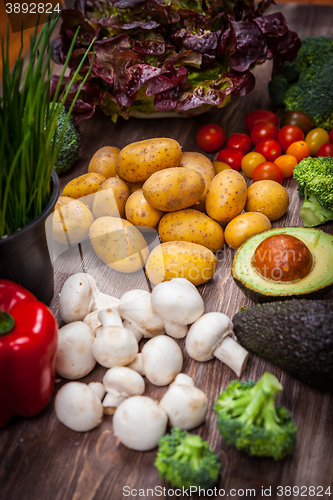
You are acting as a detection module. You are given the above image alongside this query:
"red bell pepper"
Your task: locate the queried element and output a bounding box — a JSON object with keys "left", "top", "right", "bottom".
{"left": 0, "top": 279, "right": 58, "bottom": 427}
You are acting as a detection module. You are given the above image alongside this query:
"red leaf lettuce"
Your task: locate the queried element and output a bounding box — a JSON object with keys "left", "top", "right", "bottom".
{"left": 52, "top": 0, "right": 300, "bottom": 122}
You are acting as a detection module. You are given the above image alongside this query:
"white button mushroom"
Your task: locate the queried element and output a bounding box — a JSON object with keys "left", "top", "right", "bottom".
{"left": 151, "top": 278, "right": 204, "bottom": 338}
{"left": 102, "top": 366, "right": 145, "bottom": 414}
{"left": 159, "top": 374, "right": 208, "bottom": 430}
{"left": 185, "top": 312, "right": 248, "bottom": 377}
{"left": 59, "top": 273, "right": 120, "bottom": 324}
{"left": 59, "top": 273, "right": 96, "bottom": 323}
{"left": 118, "top": 290, "right": 165, "bottom": 338}
{"left": 126, "top": 353, "right": 144, "bottom": 375}
{"left": 113, "top": 396, "right": 168, "bottom": 451}
{"left": 92, "top": 289, "right": 120, "bottom": 312}
{"left": 122, "top": 320, "right": 144, "bottom": 342}
{"left": 92, "top": 308, "right": 138, "bottom": 368}
{"left": 84, "top": 306, "right": 123, "bottom": 336}
{"left": 55, "top": 321, "right": 96, "bottom": 380}
{"left": 55, "top": 382, "right": 103, "bottom": 432}
{"left": 92, "top": 326, "right": 138, "bottom": 368}
{"left": 88, "top": 382, "right": 106, "bottom": 401}
{"left": 83, "top": 310, "right": 101, "bottom": 335}
{"left": 97, "top": 307, "right": 123, "bottom": 328}
{"left": 140, "top": 335, "right": 183, "bottom": 386}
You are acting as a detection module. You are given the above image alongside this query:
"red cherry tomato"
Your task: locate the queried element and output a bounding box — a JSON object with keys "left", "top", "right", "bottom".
{"left": 329, "top": 129, "right": 333, "bottom": 143}
{"left": 317, "top": 142, "right": 333, "bottom": 157}
{"left": 196, "top": 123, "right": 226, "bottom": 153}
{"left": 226, "top": 133, "right": 252, "bottom": 154}
{"left": 216, "top": 147, "right": 244, "bottom": 171}
{"left": 250, "top": 120, "right": 279, "bottom": 145}
{"left": 252, "top": 162, "right": 284, "bottom": 184}
{"left": 245, "top": 110, "right": 279, "bottom": 132}
{"left": 255, "top": 139, "right": 282, "bottom": 161}
{"left": 277, "top": 125, "right": 304, "bottom": 152}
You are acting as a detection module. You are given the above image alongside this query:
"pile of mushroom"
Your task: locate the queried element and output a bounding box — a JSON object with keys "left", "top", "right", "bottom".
{"left": 54, "top": 273, "right": 249, "bottom": 447}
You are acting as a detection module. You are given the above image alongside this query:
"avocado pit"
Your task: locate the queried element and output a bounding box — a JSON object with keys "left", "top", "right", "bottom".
{"left": 251, "top": 234, "right": 313, "bottom": 282}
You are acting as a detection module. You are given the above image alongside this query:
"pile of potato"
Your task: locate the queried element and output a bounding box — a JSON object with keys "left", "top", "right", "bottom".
{"left": 54, "top": 138, "right": 289, "bottom": 286}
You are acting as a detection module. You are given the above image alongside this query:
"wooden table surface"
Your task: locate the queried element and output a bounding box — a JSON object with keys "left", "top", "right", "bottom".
{"left": 1, "top": 3, "right": 333, "bottom": 499}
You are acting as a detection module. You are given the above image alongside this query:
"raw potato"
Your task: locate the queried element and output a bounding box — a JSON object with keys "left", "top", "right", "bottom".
{"left": 92, "top": 177, "right": 130, "bottom": 218}
{"left": 145, "top": 241, "right": 217, "bottom": 286}
{"left": 142, "top": 167, "right": 205, "bottom": 212}
{"left": 53, "top": 200, "right": 94, "bottom": 245}
{"left": 89, "top": 216, "right": 149, "bottom": 273}
{"left": 116, "top": 138, "right": 182, "bottom": 183}
{"left": 245, "top": 180, "right": 289, "bottom": 221}
{"left": 225, "top": 212, "right": 272, "bottom": 250}
{"left": 126, "top": 181, "right": 144, "bottom": 194}
{"left": 88, "top": 146, "right": 120, "bottom": 178}
{"left": 178, "top": 152, "right": 215, "bottom": 205}
{"left": 158, "top": 209, "right": 224, "bottom": 253}
{"left": 55, "top": 196, "right": 75, "bottom": 211}
{"left": 125, "top": 189, "right": 164, "bottom": 228}
{"left": 206, "top": 169, "right": 247, "bottom": 223}
{"left": 62, "top": 173, "right": 106, "bottom": 199}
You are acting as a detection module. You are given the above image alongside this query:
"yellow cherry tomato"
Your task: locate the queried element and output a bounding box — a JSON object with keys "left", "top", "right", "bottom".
{"left": 305, "top": 128, "right": 330, "bottom": 156}
{"left": 212, "top": 161, "right": 232, "bottom": 174}
{"left": 241, "top": 152, "right": 266, "bottom": 178}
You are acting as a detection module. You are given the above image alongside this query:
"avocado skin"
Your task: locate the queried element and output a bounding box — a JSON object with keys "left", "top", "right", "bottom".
{"left": 233, "top": 299, "right": 333, "bottom": 391}
{"left": 233, "top": 277, "right": 333, "bottom": 303}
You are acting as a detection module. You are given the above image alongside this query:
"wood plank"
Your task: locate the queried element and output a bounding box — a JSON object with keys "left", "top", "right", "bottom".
{"left": 1, "top": 3, "right": 333, "bottom": 500}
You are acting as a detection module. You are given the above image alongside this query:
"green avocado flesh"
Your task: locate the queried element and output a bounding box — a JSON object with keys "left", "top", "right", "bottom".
{"left": 232, "top": 227, "right": 333, "bottom": 302}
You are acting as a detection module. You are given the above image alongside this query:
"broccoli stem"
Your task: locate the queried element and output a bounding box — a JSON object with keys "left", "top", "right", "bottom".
{"left": 301, "top": 196, "right": 333, "bottom": 227}
{"left": 237, "top": 373, "right": 282, "bottom": 427}
{"left": 173, "top": 435, "right": 205, "bottom": 470}
{"left": 261, "top": 396, "right": 282, "bottom": 431}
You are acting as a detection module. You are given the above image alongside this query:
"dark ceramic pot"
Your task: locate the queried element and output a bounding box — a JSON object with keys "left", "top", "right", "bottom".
{"left": 0, "top": 170, "right": 60, "bottom": 304}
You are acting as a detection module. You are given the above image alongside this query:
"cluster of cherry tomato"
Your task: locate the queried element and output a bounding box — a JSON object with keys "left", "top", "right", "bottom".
{"left": 196, "top": 110, "right": 333, "bottom": 185}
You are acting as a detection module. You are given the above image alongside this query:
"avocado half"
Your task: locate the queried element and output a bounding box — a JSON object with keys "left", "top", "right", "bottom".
{"left": 232, "top": 227, "right": 333, "bottom": 302}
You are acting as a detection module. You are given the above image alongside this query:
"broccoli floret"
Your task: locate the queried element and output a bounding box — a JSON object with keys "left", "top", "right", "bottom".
{"left": 268, "top": 37, "right": 333, "bottom": 130}
{"left": 214, "top": 372, "right": 297, "bottom": 461}
{"left": 293, "top": 156, "right": 333, "bottom": 226}
{"left": 50, "top": 106, "right": 80, "bottom": 174}
{"left": 155, "top": 428, "right": 220, "bottom": 490}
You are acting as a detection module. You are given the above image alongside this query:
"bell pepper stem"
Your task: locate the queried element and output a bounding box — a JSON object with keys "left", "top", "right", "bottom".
{"left": 0, "top": 311, "right": 15, "bottom": 335}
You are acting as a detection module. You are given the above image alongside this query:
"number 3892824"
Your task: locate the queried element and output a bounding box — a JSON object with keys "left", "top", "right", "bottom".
{"left": 6, "top": 3, "right": 61, "bottom": 14}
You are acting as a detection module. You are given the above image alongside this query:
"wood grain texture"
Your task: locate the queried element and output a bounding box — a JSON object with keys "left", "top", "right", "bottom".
{"left": 1, "top": 4, "right": 333, "bottom": 500}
